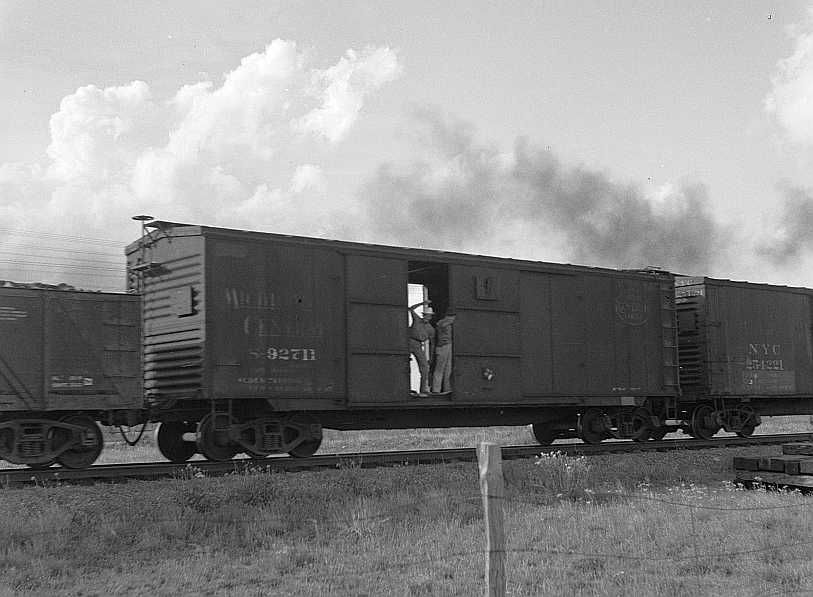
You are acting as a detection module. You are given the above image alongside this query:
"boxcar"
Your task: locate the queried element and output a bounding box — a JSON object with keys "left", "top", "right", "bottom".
{"left": 0, "top": 287, "right": 142, "bottom": 468}
{"left": 127, "top": 221, "right": 680, "bottom": 461}
{"left": 676, "top": 276, "right": 813, "bottom": 438}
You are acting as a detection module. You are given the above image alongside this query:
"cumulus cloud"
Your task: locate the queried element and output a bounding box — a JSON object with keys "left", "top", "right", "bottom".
{"left": 46, "top": 80, "right": 158, "bottom": 183}
{"left": 0, "top": 40, "right": 400, "bottom": 288}
{"left": 295, "top": 47, "right": 402, "bottom": 142}
{"left": 359, "top": 108, "right": 727, "bottom": 274}
{"left": 759, "top": 11, "right": 813, "bottom": 269}
{"left": 766, "top": 8, "right": 813, "bottom": 145}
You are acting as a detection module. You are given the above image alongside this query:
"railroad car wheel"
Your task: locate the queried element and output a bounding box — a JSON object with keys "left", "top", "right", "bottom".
{"left": 26, "top": 460, "right": 55, "bottom": 469}
{"left": 531, "top": 423, "right": 556, "bottom": 446}
{"left": 197, "top": 414, "right": 238, "bottom": 461}
{"left": 284, "top": 415, "right": 323, "bottom": 458}
{"left": 736, "top": 424, "right": 756, "bottom": 438}
{"left": 690, "top": 405, "right": 719, "bottom": 441}
{"left": 578, "top": 409, "right": 607, "bottom": 445}
{"left": 56, "top": 415, "right": 103, "bottom": 469}
{"left": 630, "top": 407, "right": 653, "bottom": 442}
{"left": 156, "top": 421, "right": 197, "bottom": 463}
{"left": 289, "top": 438, "right": 322, "bottom": 458}
{"left": 649, "top": 427, "right": 668, "bottom": 441}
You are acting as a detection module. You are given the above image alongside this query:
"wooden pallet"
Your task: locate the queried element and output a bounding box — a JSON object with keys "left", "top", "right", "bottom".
{"left": 733, "top": 443, "right": 813, "bottom": 488}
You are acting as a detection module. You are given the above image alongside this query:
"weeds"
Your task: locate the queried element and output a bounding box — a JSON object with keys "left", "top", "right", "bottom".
{"left": 2, "top": 448, "right": 813, "bottom": 596}
{"left": 531, "top": 451, "right": 593, "bottom": 501}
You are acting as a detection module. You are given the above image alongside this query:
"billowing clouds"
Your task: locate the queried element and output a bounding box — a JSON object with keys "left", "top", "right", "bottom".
{"left": 130, "top": 40, "right": 399, "bottom": 224}
{"left": 359, "top": 109, "right": 727, "bottom": 274}
{"left": 758, "top": 184, "right": 813, "bottom": 263}
{"left": 47, "top": 80, "right": 157, "bottom": 183}
{"left": 295, "top": 47, "right": 402, "bottom": 142}
{"left": 0, "top": 40, "right": 400, "bottom": 288}
{"left": 760, "top": 11, "right": 813, "bottom": 269}
{"left": 766, "top": 8, "right": 813, "bottom": 145}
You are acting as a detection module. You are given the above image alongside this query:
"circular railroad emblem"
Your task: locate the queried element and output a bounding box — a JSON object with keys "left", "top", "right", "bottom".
{"left": 615, "top": 283, "right": 649, "bottom": 326}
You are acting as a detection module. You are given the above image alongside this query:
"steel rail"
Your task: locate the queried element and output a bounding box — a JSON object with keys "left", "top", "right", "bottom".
{"left": 2, "top": 433, "right": 812, "bottom": 488}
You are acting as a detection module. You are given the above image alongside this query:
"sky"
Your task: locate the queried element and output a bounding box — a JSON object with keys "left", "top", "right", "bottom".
{"left": 3, "top": 1, "right": 813, "bottom": 290}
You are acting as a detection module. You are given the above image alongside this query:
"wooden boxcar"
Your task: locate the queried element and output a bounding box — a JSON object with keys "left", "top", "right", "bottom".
{"left": 676, "top": 276, "right": 813, "bottom": 438}
{"left": 127, "top": 221, "right": 680, "bottom": 461}
{"left": 0, "top": 287, "right": 142, "bottom": 467}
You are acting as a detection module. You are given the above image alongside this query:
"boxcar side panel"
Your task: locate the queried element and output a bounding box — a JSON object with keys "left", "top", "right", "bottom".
{"left": 0, "top": 289, "right": 44, "bottom": 410}
{"left": 598, "top": 275, "right": 670, "bottom": 396}
{"left": 451, "top": 265, "right": 521, "bottom": 402}
{"left": 705, "top": 282, "right": 813, "bottom": 396}
{"left": 549, "top": 274, "right": 587, "bottom": 395}
{"left": 208, "top": 238, "right": 345, "bottom": 401}
{"left": 44, "top": 292, "right": 142, "bottom": 410}
{"left": 521, "top": 271, "right": 673, "bottom": 398}
{"left": 0, "top": 289, "right": 141, "bottom": 412}
{"left": 129, "top": 231, "right": 207, "bottom": 403}
{"left": 584, "top": 274, "right": 616, "bottom": 392}
{"left": 519, "top": 273, "right": 554, "bottom": 394}
{"left": 346, "top": 255, "right": 408, "bottom": 403}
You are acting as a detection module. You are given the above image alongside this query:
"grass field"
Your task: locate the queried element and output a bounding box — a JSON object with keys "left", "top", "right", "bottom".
{"left": 1, "top": 418, "right": 813, "bottom": 595}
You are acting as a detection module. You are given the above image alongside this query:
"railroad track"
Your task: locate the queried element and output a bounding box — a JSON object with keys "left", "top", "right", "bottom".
{"left": 2, "top": 433, "right": 811, "bottom": 488}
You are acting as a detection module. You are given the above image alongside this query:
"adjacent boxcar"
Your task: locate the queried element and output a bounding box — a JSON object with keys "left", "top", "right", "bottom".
{"left": 676, "top": 276, "right": 813, "bottom": 438}
{"left": 127, "top": 221, "right": 679, "bottom": 461}
{"left": 0, "top": 287, "right": 142, "bottom": 468}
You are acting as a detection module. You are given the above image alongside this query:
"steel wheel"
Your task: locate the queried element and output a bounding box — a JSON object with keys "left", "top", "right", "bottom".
{"left": 26, "top": 460, "right": 55, "bottom": 469}
{"left": 736, "top": 423, "right": 756, "bottom": 438}
{"left": 578, "top": 409, "right": 607, "bottom": 445}
{"left": 56, "top": 415, "right": 103, "bottom": 469}
{"left": 197, "top": 414, "right": 238, "bottom": 461}
{"left": 630, "top": 407, "right": 653, "bottom": 442}
{"left": 289, "top": 437, "right": 322, "bottom": 458}
{"left": 690, "top": 405, "right": 719, "bottom": 440}
{"left": 531, "top": 423, "right": 556, "bottom": 446}
{"left": 156, "top": 421, "right": 197, "bottom": 463}
{"left": 649, "top": 427, "right": 668, "bottom": 441}
{"left": 284, "top": 415, "right": 323, "bottom": 458}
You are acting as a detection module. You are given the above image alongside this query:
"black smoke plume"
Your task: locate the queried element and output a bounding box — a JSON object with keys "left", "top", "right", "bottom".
{"left": 360, "top": 108, "right": 726, "bottom": 274}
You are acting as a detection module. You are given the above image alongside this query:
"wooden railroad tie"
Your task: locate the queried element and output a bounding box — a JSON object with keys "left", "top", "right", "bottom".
{"left": 733, "top": 443, "right": 813, "bottom": 488}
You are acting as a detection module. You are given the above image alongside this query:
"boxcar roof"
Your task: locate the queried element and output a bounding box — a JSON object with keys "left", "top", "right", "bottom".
{"left": 126, "top": 219, "right": 671, "bottom": 280}
{"left": 676, "top": 275, "right": 813, "bottom": 295}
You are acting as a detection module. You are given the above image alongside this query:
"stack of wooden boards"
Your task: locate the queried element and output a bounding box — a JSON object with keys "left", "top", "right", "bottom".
{"left": 734, "top": 443, "right": 813, "bottom": 488}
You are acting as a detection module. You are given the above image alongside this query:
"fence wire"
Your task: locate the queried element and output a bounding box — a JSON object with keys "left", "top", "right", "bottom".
{"left": 1, "top": 467, "right": 813, "bottom": 595}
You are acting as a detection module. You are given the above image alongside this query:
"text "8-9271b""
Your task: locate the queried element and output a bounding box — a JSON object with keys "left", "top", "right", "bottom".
{"left": 248, "top": 347, "right": 317, "bottom": 361}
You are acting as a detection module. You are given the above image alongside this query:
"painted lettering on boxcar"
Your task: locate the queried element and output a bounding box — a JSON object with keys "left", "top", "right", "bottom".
{"left": 236, "top": 367, "right": 334, "bottom": 394}
{"left": 742, "top": 371, "right": 796, "bottom": 393}
{"left": 614, "top": 282, "right": 649, "bottom": 326}
{"left": 0, "top": 306, "right": 28, "bottom": 321}
{"left": 241, "top": 314, "right": 324, "bottom": 339}
{"left": 746, "top": 343, "right": 785, "bottom": 371}
{"left": 675, "top": 285, "right": 705, "bottom": 299}
{"left": 742, "top": 342, "right": 796, "bottom": 393}
{"left": 224, "top": 287, "right": 278, "bottom": 309}
{"left": 51, "top": 375, "right": 94, "bottom": 389}
{"left": 248, "top": 347, "right": 318, "bottom": 361}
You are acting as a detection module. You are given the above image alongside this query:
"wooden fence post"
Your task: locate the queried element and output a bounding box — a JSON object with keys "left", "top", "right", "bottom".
{"left": 478, "top": 441, "right": 506, "bottom": 597}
